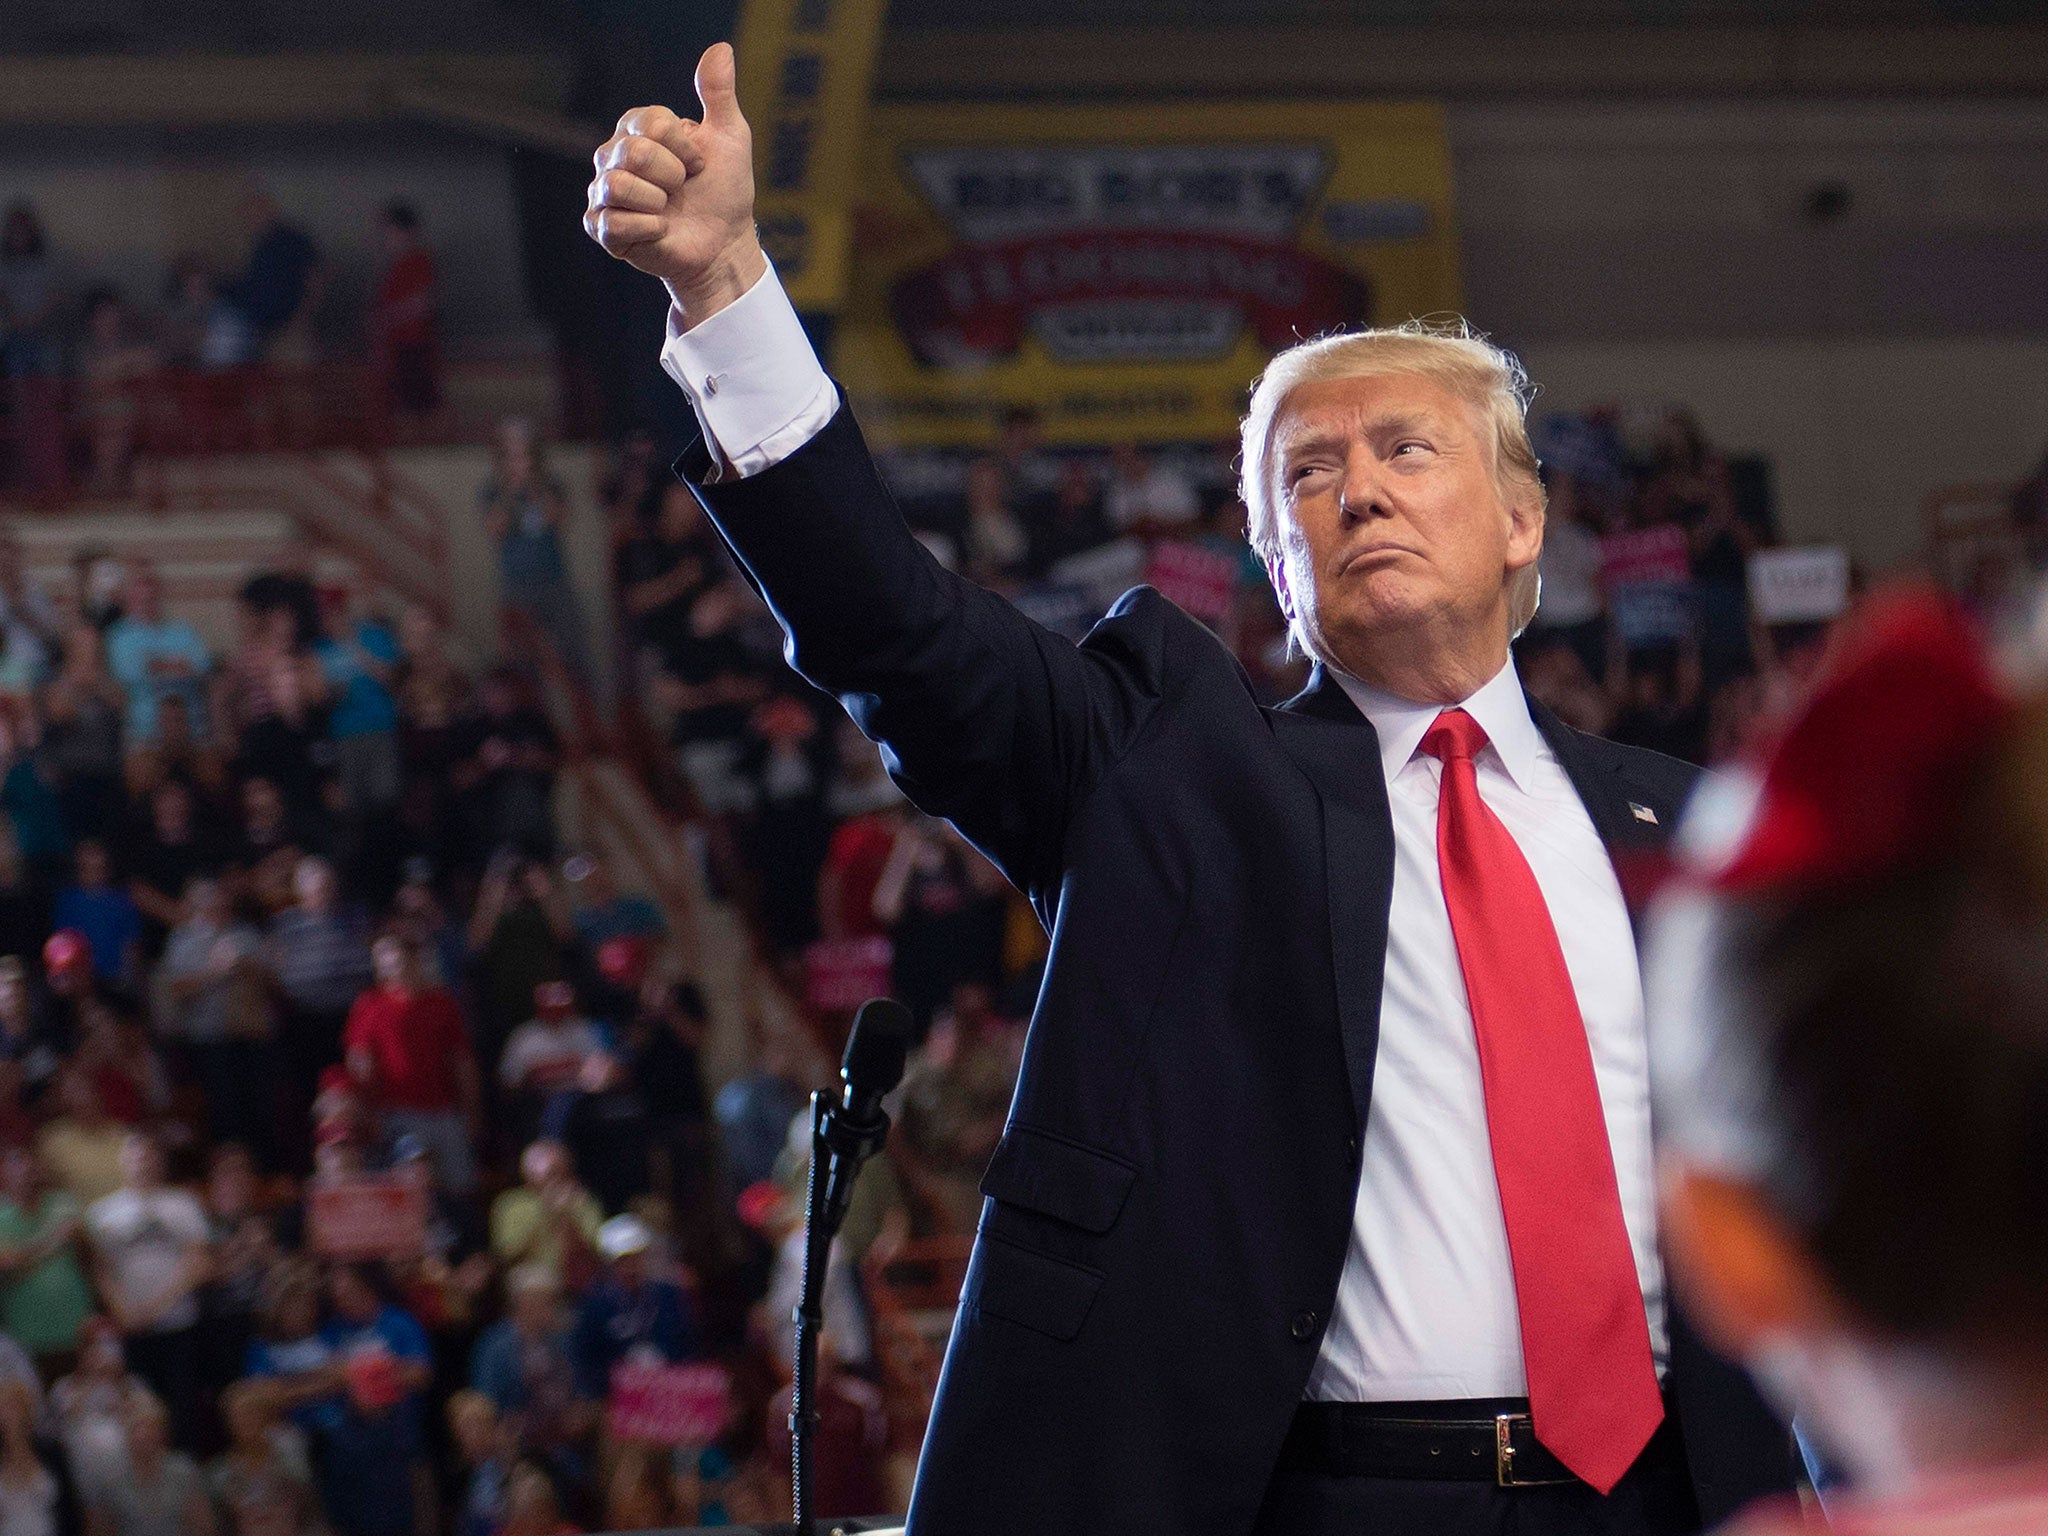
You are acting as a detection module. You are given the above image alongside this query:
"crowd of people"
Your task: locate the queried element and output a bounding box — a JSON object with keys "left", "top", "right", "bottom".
{"left": 0, "top": 523, "right": 911, "bottom": 1535}
{"left": 0, "top": 193, "right": 440, "bottom": 498}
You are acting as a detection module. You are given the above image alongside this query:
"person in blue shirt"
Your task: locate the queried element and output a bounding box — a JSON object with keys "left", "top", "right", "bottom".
{"left": 470, "top": 1263, "right": 595, "bottom": 1495}
{"left": 315, "top": 593, "right": 401, "bottom": 815}
{"left": 221, "top": 194, "right": 320, "bottom": 352}
{"left": 105, "top": 562, "right": 211, "bottom": 747}
{"left": 570, "top": 1214, "right": 697, "bottom": 1401}
{"left": 319, "top": 1351, "right": 420, "bottom": 1536}
{"left": 51, "top": 840, "right": 140, "bottom": 984}
{"left": 318, "top": 1263, "right": 433, "bottom": 1452}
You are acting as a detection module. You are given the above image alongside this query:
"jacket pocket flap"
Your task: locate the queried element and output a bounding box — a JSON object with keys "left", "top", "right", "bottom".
{"left": 979, "top": 1126, "right": 1136, "bottom": 1235}
{"left": 971, "top": 1235, "right": 1104, "bottom": 1342}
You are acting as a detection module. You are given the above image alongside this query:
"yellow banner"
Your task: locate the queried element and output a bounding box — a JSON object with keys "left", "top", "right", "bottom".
{"left": 836, "top": 100, "right": 1462, "bottom": 447}
{"left": 733, "top": 0, "right": 889, "bottom": 313}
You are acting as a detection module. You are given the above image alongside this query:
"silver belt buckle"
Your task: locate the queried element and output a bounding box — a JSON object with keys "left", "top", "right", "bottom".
{"left": 1495, "top": 1413, "right": 1576, "bottom": 1487}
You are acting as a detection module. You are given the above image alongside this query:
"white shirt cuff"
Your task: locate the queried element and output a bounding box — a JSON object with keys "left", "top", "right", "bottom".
{"left": 660, "top": 262, "right": 838, "bottom": 480}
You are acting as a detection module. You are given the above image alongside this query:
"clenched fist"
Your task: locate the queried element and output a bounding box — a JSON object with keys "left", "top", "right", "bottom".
{"left": 585, "top": 41, "right": 767, "bottom": 326}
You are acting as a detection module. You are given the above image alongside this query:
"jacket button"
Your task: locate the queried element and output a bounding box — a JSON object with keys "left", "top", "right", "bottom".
{"left": 1290, "top": 1309, "right": 1321, "bottom": 1341}
{"left": 1346, "top": 1134, "right": 1359, "bottom": 1157}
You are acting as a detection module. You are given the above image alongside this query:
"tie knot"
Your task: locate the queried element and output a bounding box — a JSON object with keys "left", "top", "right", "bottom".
{"left": 1421, "top": 708, "right": 1489, "bottom": 765}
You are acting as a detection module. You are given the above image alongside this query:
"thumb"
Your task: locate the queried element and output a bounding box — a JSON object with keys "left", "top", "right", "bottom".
{"left": 695, "top": 42, "right": 743, "bottom": 129}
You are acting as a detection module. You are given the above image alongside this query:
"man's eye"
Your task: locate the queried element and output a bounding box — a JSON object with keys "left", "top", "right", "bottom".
{"left": 1290, "top": 464, "right": 1329, "bottom": 483}
{"left": 1393, "top": 440, "right": 1429, "bottom": 456}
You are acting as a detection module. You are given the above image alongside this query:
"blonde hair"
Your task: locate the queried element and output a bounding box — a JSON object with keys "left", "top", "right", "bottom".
{"left": 1238, "top": 318, "right": 1547, "bottom": 649}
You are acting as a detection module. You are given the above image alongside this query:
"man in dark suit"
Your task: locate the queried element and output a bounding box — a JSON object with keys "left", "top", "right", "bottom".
{"left": 584, "top": 45, "right": 1795, "bottom": 1536}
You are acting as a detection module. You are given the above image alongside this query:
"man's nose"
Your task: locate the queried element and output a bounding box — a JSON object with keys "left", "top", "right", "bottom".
{"left": 1338, "top": 454, "right": 1392, "bottom": 522}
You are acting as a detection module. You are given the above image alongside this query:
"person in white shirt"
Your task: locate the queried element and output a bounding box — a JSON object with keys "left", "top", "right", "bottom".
{"left": 1103, "top": 441, "right": 1201, "bottom": 532}
{"left": 85, "top": 1133, "right": 208, "bottom": 1448}
{"left": 497, "top": 981, "right": 610, "bottom": 1099}
{"left": 582, "top": 48, "right": 1792, "bottom": 1536}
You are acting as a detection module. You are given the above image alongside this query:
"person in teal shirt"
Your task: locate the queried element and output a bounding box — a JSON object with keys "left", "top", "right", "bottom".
{"left": 105, "top": 563, "right": 212, "bottom": 745}
{"left": 0, "top": 1145, "right": 93, "bottom": 1362}
{"left": 315, "top": 596, "right": 401, "bottom": 814}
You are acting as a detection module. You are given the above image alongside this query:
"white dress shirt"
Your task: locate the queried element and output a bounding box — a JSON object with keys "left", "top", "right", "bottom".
{"left": 1308, "top": 664, "right": 1667, "bottom": 1400}
{"left": 662, "top": 262, "right": 1666, "bottom": 1403}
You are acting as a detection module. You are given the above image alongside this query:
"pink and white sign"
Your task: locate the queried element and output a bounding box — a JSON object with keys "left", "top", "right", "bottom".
{"left": 608, "top": 1361, "right": 732, "bottom": 1445}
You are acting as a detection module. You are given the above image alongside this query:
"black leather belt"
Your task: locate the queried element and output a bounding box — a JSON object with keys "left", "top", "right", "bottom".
{"left": 1283, "top": 1399, "right": 1644, "bottom": 1488}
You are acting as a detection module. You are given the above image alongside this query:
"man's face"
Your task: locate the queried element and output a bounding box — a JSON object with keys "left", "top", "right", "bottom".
{"left": 372, "top": 939, "right": 412, "bottom": 988}
{"left": 1265, "top": 373, "right": 1540, "bottom": 679}
{"left": 296, "top": 860, "right": 336, "bottom": 913}
{"left": 512, "top": 1284, "right": 559, "bottom": 1335}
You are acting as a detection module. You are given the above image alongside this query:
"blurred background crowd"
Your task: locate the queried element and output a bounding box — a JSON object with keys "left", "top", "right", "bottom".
{"left": 1, "top": 0, "right": 2047, "bottom": 1530}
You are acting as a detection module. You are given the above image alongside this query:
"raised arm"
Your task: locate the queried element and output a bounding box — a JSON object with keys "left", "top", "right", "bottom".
{"left": 584, "top": 46, "right": 1176, "bottom": 892}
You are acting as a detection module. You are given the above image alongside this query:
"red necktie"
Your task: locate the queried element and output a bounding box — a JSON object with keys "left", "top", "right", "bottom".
{"left": 1421, "top": 708, "right": 1663, "bottom": 1494}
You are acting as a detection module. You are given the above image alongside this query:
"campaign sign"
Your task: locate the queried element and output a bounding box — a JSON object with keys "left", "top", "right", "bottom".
{"left": 805, "top": 935, "right": 895, "bottom": 1013}
{"left": 609, "top": 1361, "right": 732, "bottom": 1445}
{"left": 1609, "top": 585, "right": 1695, "bottom": 646}
{"left": 1749, "top": 546, "right": 1849, "bottom": 625}
{"left": 1145, "top": 539, "right": 1240, "bottom": 624}
{"left": 1602, "top": 527, "right": 1695, "bottom": 645}
{"left": 308, "top": 1174, "right": 428, "bottom": 1261}
{"left": 1600, "top": 526, "right": 1691, "bottom": 588}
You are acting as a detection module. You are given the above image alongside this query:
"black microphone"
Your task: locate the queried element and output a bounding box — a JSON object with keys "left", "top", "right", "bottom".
{"left": 794, "top": 997, "right": 913, "bottom": 1532}
{"left": 817, "top": 997, "right": 912, "bottom": 1232}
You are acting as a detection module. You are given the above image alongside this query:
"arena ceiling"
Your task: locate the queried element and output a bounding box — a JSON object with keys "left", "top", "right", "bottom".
{"left": 1, "top": 0, "right": 2040, "bottom": 56}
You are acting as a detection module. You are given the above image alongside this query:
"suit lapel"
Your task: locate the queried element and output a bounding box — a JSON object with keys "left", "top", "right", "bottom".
{"left": 1269, "top": 665, "right": 1394, "bottom": 1140}
{"left": 1529, "top": 695, "right": 1685, "bottom": 923}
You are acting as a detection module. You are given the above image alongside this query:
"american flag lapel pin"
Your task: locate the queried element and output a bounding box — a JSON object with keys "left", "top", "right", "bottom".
{"left": 1629, "top": 802, "right": 1659, "bottom": 825}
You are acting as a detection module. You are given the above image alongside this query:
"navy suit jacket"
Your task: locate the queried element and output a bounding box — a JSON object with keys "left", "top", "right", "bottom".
{"left": 680, "top": 401, "right": 1794, "bottom": 1536}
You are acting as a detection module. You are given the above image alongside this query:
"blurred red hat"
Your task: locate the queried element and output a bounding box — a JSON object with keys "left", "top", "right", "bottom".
{"left": 1700, "top": 587, "right": 2013, "bottom": 893}
{"left": 317, "top": 1066, "right": 355, "bottom": 1098}
{"left": 534, "top": 980, "right": 575, "bottom": 1021}
{"left": 42, "top": 929, "right": 91, "bottom": 979}
{"left": 596, "top": 935, "right": 650, "bottom": 989}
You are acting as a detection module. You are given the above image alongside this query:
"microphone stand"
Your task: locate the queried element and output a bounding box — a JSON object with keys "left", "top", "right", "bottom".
{"left": 793, "top": 1086, "right": 892, "bottom": 1533}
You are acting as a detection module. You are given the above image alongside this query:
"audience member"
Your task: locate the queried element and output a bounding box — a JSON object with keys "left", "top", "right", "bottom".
{"left": 85, "top": 1132, "right": 207, "bottom": 1439}
{"left": 372, "top": 202, "right": 440, "bottom": 420}
{"left": 206, "top": 1378, "right": 318, "bottom": 1536}
{"left": 0, "top": 1145, "right": 90, "bottom": 1369}
{"left": 343, "top": 932, "right": 478, "bottom": 1200}
{"left": 482, "top": 420, "right": 587, "bottom": 682}
{"left": 569, "top": 1214, "right": 695, "bottom": 1402}
{"left": 1103, "top": 441, "right": 1199, "bottom": 531}
{"left": 0, "top": 1378, "right": 56, "bottom": 1536}
{"left": 468, "top": 1264, "right": 593, "bottom": 1488}
{"left": 488, "top": 1142, "right": 599, "bottom": 1292}
{"left": 220, "top": 193, "right": 321, "bottom": 367}
{"left": 315, "top": 592, "right": 402, "bottom": 817}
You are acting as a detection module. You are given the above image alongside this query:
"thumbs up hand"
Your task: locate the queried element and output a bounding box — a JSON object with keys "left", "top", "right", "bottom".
{"left": 585, "top": 41, "right": 768, "bottom": 325}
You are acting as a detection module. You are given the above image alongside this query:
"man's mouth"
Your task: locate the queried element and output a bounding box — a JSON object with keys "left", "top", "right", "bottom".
{"left": 1337, "top": 545, "right": 1415, "bottom": 575}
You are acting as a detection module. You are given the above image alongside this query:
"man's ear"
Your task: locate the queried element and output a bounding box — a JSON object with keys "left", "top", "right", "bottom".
{"left": 1505, "top": 484, "right": 1546, "bottom": 575}
{"left": 1659, "top": 1162, "right": 1846, "bottom": 1361}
